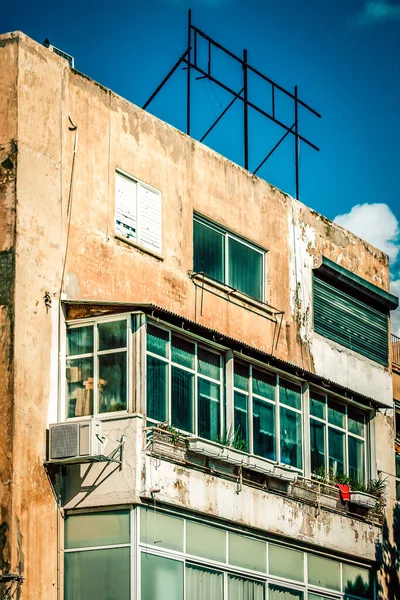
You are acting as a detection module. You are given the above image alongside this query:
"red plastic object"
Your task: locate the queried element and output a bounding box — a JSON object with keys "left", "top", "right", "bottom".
{"left": 337, "top": 483, "right": 351, "bottom": 501}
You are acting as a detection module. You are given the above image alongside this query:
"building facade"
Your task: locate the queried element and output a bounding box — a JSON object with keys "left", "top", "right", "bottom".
{"left": 0, "top": 31, "right": 399, "bottom": 599}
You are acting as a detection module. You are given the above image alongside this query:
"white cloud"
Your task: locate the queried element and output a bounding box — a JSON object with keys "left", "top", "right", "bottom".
{"left": 334, "top": 203, "right": 400, "bottom": 262}
{"left": 352, "top": 1, "right": 400, "bottom": 26}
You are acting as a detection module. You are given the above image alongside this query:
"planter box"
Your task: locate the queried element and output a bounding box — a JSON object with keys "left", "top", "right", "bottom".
{"left": 292, "top": 482, "right": 317, "bottom": 503}
{"left": 247, "top": 455, "right": 275, "bottom": 474}
{"left": 273, "top": 464, "right": 299, "bottom": 481}
{"left": 350, "top": 492, "right": 378, "bottom": 509}
{"left": 225, "top": 447, "right": 251, "bottom": 466}
{"left": 151, "top": 430, "right": 187, "bottom": 464}
{"left": 188, "top": 437, "right": 226, "bottom": 459}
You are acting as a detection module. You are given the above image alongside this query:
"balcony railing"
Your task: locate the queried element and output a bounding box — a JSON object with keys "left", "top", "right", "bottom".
{"left": 392, "top": 333, "right": 400, "bottom": 367}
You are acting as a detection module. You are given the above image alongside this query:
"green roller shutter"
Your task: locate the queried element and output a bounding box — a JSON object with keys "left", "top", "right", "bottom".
{"left": 313, "top": 275, "right": 389, "bottom": 366}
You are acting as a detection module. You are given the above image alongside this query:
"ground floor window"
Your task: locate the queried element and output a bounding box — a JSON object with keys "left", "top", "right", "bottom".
{"left": 64, "top": 507, "right": 374, "bottom": 600}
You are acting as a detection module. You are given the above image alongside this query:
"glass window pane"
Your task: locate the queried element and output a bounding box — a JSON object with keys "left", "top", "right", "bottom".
{"left": 396, "top": 454, "right": 400, "bottom": 479}
{"left": 140, "top": 509, "right": 183, "bottom": 551}
{"left": 307, "top": 554, "right": 341, "bottom": 590}
{"left": 348, "top": 408, "right": 365, "bottom": 437}
{"left": 280, "top": 380, "right": 301, "bottom": 410}
{"left": 269, "top": 544, "right": 304, "bottom": 581}
{"left": 198, "top": 347, "right": 220, "bottom": 380}
{"left": 186, "top": 521, "right": 226, "bottom": 562}
{"left": 310, "top": 391, "right": 325, "bottom": 419}
{"left": 328, "top": 428, "right": 345, "bottom": 476}
{"left": 67, "top": 326, "right": 93, "bottom": 356}
{"left": 65, "top": 548, "right": 130, "bottom": 600}
{"left": 98, "top": 320, "right": 126, "bottom": 351}
{"left": 193, "top": 219, "right": 224, "bottom": 283}
{"left": 328, "top": 399, "right": 345, "bottom": 428}
{"left": 228, "top": 237, "right": 263, "bottom": 300}
{"left": 147, "top": 324, "right": 169, "bottom": 358}
{"left": 234, "top": 391, "right": 249, "bottom": 451}
{"left": 342, "top": 564, "right": 372, "bottom": 598}
{"left": 198, "top": 379, "right": 220, "bottom": 442}
{"left": 171, "top": 335, "right": 195, "bottom": 369}
{"left": 141, "top": 553, "right": 183, "bottom": 600}
{"left": 253, "top": 369, "right": 275, "bottom": 400}
{"left": 269, "top": 583, "right": 303, "bottom": 599}
{"left": 229, "top": 533, "right": 266, "bottom": 572}
{"left": 310, "top": 420, "right": 326, "bottom": 474}
{"left": 308, "top": 594, "right": 331, "bottom": 600}
{"left": 253, "top": 397, "right": 275, "bottom": 461}
{"left": 147, "top": 355, "right": 167, "bottom": 421}
{"left": 65, "top": 511, "right": 130, "bottom": 548}
{"left": 187, "top": 565, "right": 223, "bottom": 600}
{"left": 234, "top": 361, "right": 249, "bottom": 391}
{"left": 280, "top": 407, "right": 302, "bottom": 469}
{"left": 228, "top": 575, "right": 264, "bottom": 600}
{"left": 98, "top": 352, "right": 127, "bottom": 413}
{"left": 396, "top": 478, "right": 400, "bottom": 502}
{"left": 171, "top": 367, "right": 194, "bottom": 432}
{"left": 66, "top": 358, "right": 94, "bottom": 418}
{"left": 348, "top": 437, "right": 365, "bottom": 482}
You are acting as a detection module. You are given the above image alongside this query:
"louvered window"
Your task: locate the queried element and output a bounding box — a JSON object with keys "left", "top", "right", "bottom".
{"left": 115, "top": 170, "right": 162, "bottom": 254}
{"left": 313, "top": 272, "right": 389, "bottom": 366}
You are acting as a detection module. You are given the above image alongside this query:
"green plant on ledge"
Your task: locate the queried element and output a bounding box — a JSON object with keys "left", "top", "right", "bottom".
{"left": 311, "top": 468, "right": 387, "bottom": 500}
{"left": 218, "top": 426, "right": 248, "bottom": 453}
{"left": 155, "top": 422, "right": 187, "bottom": 447}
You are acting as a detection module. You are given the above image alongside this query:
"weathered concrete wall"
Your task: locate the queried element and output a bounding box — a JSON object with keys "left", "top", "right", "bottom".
{"left": 392, "top": 368, "right": 400, "bottom": 402}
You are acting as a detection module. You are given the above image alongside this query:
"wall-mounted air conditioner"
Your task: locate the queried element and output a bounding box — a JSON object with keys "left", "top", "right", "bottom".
{"left": 43, "top": 39, "right": 74, "bottom": 68}
{"left": 48, "top": 420, "right": 103, "bottom": 463}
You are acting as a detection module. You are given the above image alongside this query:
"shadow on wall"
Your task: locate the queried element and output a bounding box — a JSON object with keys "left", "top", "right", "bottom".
{"left": 375, "top": 503, "right": 400, "bottom": 599}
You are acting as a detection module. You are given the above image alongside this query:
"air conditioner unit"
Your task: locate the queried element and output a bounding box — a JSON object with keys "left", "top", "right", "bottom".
{"left": 43, "top": 39, "right": 74, "bottom": 68}
{"left": 48, "top": 420, "right": 103, "bottom": 463}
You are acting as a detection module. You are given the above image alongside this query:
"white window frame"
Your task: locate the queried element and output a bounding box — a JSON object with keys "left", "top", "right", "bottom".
{"left": 64, "top": 314, "right": 132, "bottom": 420}
{"left": 193, "top": 214, "right": 266, "bottom": 302}
{"left": 115, "top": 169, "right": 162, "bottom": 255}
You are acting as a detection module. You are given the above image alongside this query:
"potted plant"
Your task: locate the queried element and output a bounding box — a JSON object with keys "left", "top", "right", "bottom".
{"left": 151, "top": 423, "right": 188, "bottom": 464}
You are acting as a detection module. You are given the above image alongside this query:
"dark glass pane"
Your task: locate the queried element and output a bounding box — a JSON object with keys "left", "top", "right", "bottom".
{"left": 187, "top": 565, "right": 223, "bottom": 600}
{"left": 252, "top": 369, "right": 275, "bottom": 400}
{"left": 234, "top": 392, "right": 249, "bottom": 451}
{"left": 228, "top": 237, "right": 263, "bottom": 300}
{"left": 98, "top": 352, "right": 127, "bottom": 413}
{"left": 198, "top": 347, "right": 220, "bottom": 380}
{"left": 348, "top": 437, "right": 365, "bottom": 482}
{"left": 147, "top": 324, "right": 169, "bottom": 358}
{"left": 65, "top": 548, "right": 130, "bottom": 600}
{"left": 280, "top": 380, "right": 301, "bottom": 410}
{"left": 171, "top": 367, "right": 194, "bottom": 432}
{"left": 348, "top": 408, "right": 365, "bottom": 437}
{"left": 310, "top": 420, "right": 326, "bottom": 473}
{"left": 198, "top": 379, "right": 220, "bottom": 441}
{"left": 396, "top": 479, "right": 400, "bottom": 502}
{"left": 98, "top": 320, "right": 126, "bottom": 351}
{"left": 67, "top": 326, "right": 93, "bottom": 356}
{"left": 147, "top": 355, "right": 167, "bottom": 421}
{"left": 328, "top": 399, "right": 345, "bottom": 428}
{"left": 253, "top": 397, "right": 275, "bottom": 460}
{"left": 328, "top": 428, "right": 345, "bottom": 476}
{"left": 280, "top": 407, "right": 302, "bottom": 469}
{"left": 234, "top": 361, "right": 249, "bottom": 391}
{"left": 269, "top": 583, "right": 303, "bottom": 599}
{"left": 193, "top": 219, "right": 224, "bottom": 283}
{"left": 171, "top": 335, "right": 195, "bottom": 369}
{"left": 66, "top": 358, "right": 94, "bottom": 417}
{"left": 65, "top": 511, "right": 130, "bottom": 549}
{"left": 396, "top": 454, "right": 400, "bottom": 478}
{"left": 310, "top": 391, "right": 325, "bottom": 419}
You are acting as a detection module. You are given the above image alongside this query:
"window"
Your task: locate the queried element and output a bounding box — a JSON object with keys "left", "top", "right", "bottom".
{"left": 66, "top": 318, "right": 128, "bottom": 417}
{"left": 312, "top": 257, "right": 398, "bottom": 366}
{"left": 115, "top": 170, "right": 162, "bottom": 254}
{"left": 309, "top": 390, "right": 366, "bottom": 481}
{"left": 395, "top": 403, "right": 400, "bottom": 501}
{"left": 146, "top": 324, "right": 223, "bottom": 440}
{"left": 193, "top": 214, "right": 266, "bottom": 301}
{"left": 233, "top": 361, "right": 303, "bottom": 469}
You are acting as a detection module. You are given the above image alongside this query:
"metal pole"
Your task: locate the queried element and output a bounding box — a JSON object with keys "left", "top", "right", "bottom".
{"left": 243, "top": 49, "right": 248, "bottom": 170}
{"left": 294, "top": 85, "right": 299, "bottom": 199}
{"left": 187, "top": 9, "right": 192, "bottom": 136}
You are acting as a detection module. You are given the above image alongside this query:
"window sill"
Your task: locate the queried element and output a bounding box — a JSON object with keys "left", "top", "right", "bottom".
{"left": 188, "top": 271, "right": 284, "bottom": 322}
{"left": 115, "top": 235, "right": 164, "bottom": 261}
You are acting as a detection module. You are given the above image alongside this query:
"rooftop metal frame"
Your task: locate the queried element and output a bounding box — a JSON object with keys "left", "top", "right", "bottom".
{"left": 143, "top": 10, "right": 321, "bottom": 200}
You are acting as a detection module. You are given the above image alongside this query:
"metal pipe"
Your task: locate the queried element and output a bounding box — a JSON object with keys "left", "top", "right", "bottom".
{"left": 295, "top": 85, "right": 299, "bottom": 199}
{"left": 142, "top": 49, "right": 189, "bottom": 110}
{"left": 243, "top": 49, "right": 249, "bottom": 170}
{"left": 187, "top": 9, "right": 192, "bottom": 135}
{"left": 200, "top": 87, "right": 244, "bottom": 142}
{"left": 253, "top": 123, "right": 296, "bottom": 175}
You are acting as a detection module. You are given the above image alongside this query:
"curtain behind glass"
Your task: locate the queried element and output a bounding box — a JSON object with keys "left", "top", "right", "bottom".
{"left": 193, "top": 220, "right": 224, "bottom": 282}
{"left": 268, "top": 584, "right": 303, "bottom": 600}
{"left": 228, "top": 238, "right": 262, "bottom": 300}
{"left": 198, "top": 379, "right": 220, "bottom": 441}
{"left": 141, "top": 553, "right": 184, "bottom": 600}
{"left": 348, "top": 437, "right": 365, "bottom": 482}
{"left": 228, "top": 575, "right": 264, "bottom": 600}
{"left": 171, "top": 366, "right": 194, "bottom": 432}
{"left": 186, "top": 565, "right": 223, "bottom": 600}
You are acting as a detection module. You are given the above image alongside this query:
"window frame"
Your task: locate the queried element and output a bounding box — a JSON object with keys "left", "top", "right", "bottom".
{"left": 64, "top": 314, "right": 132, "bottom": 420}
{"left": 193, "top": 213, "right": 267, "bottom": 302}
{"left": 115, "top": 169, "right": 162, "bottom": 255}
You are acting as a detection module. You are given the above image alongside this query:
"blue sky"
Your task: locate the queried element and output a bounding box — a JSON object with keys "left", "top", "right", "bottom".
{"left": 3, "top": 0, "right": 400, "bottom": 328}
